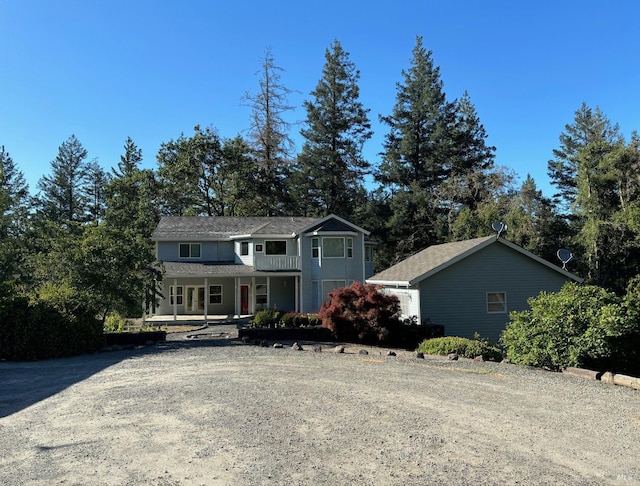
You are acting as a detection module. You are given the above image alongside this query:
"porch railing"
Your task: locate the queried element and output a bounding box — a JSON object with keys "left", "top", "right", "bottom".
{"left": 254, "top": 255, "right": 301, "bottom": 271}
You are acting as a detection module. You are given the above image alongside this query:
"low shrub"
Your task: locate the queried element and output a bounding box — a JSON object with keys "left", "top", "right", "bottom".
{"left": 104, "top": 312, "right": 127, "bottom": 333}
{"left": 249, "top": 308, "right": 283, "bottom": 328}
{"left": 417, "top": 335, "right": 503, "bottom": 361}
{"left": 280, "top": 312, "right": 321, "bottom": 328}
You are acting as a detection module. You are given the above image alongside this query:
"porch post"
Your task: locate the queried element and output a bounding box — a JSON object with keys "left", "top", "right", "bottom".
{"left": 235, "top": 277, "right": 239, "bottom": 317}
{"left": 173, "top": 278, "right": 177, "bottom": 322}
{"left": 295, "top": 276, "right": 299, "bottom": 313}
{"left": 251, "top": 277, "right": 256, "bottom": 314}
{"left": 266, "top": 276, "right": 270, "bottom": 309}
{"left": 299, "top": 276, "right": 304, "bottom": 313}
{"left": 204, "top": 277, "right": 208, "bottom": 322}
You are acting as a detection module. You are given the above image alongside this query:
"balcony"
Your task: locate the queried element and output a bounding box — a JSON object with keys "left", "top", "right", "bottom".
{"left": 254, "top": 255, "right": 301, "bottom": 271}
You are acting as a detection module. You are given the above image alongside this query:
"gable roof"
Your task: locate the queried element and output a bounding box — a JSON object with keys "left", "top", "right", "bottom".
{"left": 151, "top": 214, "right": 369, "bottom": 241}
{"left": 366, "top": 236, "right": 583, "bottom": 286}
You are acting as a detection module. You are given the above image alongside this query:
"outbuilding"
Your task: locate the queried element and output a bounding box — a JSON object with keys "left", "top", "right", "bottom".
{"left": 366, "top": 236, "right": 583, "bottom": 342}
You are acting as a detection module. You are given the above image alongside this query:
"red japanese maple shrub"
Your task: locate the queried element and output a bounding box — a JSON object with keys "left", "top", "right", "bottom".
{"left": 318, "top": 282, "right": 402, "bottom": 344}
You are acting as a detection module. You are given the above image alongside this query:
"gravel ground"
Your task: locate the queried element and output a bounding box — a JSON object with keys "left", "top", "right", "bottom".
{"left": 1, "top": 329, "right": 639, "bottom": 485}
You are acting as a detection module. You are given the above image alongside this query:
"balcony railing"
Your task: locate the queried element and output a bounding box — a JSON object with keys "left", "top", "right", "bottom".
{"left": 254, "top": 255, "right": 301, "bottom": 271}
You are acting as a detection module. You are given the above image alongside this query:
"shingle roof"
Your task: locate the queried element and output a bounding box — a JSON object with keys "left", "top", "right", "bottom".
{"left": 367, "top": 236, "right": 582, "bottom": 286}
{"left": 151, "top": 216, "right": 321, "bottom": 240}
{"left": 162, "top": 261, "right": 300, "bottom": 277}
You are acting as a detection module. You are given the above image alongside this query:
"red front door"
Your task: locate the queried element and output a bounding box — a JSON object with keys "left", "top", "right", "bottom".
{"left": 240, "top": 285, "right": 249, "bottom": 315}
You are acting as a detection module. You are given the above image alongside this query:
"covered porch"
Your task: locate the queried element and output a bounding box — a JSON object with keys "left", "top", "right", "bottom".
{"left": 152, "top": 264, "right": 302, "bottom": 322}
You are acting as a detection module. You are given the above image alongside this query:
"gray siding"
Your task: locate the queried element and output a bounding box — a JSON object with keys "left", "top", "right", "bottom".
{"left": 419, "top": 243, "right": 571, "bottom": 342}
{"left": 157, "top": 241, "right": 234, "bottom": 262}
{"left": 299, "top": 234, "right": 366, "bottom": 312}
{"left": 269, "top": 276, "right": 296, "bottom": 312}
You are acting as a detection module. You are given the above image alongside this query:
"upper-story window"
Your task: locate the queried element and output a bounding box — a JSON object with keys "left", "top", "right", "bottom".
{"left": 265, "top": 240, "right": 287, "bottom": 255}
{"left": 347, "top": 238, "right": 353, "bottom": 258}
{"left": 312, "top": 238, "right": 319, "bottom": 258}
{"left": 240, "top": 241, "right": 249, "bottom": 256}
{"left": 179, "top": 243, "right": 201, "bottom": 258}
{"left": 323, "top": 237, "right": 344, "bottom": 258}
{"left": 365, "top": 245, "right": 374, "bottom": 262}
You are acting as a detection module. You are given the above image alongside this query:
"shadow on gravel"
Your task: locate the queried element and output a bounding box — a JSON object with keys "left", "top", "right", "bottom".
{"left": 0, "top": 337, "right": 245, "bottom": 419}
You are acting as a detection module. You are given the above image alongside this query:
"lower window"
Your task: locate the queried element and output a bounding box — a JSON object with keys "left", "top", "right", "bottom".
{"left": 170, "top": 286, "right": 183, "bottom": 306}
{"left": 209, "top": 285, "right": 222, "bottom": 305}
{"left": 487, "top": 292, "right": 506, "bottom": 313}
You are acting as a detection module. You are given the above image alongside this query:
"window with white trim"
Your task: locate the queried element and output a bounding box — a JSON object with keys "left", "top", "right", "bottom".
{"left": 179, "top": 243, "right": 201, "bottom": 258}
{"left": 209, "top": 285, "right": 222, "bottom": 305}
{"left": 265, "top": 240, "right": 286, "bottom": 255}
{"left": 322, "top": 237, "right": 344, "bottom": 258}
{"left": 347, "top": 238, "right": 353, "bottom": 258}
{"left": 170, "top": 286, "right": 183, "bottom": 305}
{"left": 312, "top": 238, "right": 319, "bottom": 258}
{"left": 240, "top": 242, "right": 249, "bottom": 256}
{"left": 487, "top": 292, "right": 507, "bottom": 313}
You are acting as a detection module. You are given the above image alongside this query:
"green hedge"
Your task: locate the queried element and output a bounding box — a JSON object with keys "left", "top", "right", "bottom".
{"left": 0, "top": 295, "right": 104, "bottom": 361}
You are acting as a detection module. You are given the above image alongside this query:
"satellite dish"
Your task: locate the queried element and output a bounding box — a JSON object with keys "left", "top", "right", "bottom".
{"left": 557, "top": 248, "right": 573, "bottom": 270}
{"left": 491, "top": 221, "right": 507, "bottom": 238}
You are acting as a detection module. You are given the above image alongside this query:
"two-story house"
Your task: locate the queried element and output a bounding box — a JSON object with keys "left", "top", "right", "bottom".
{"left": 151, "top": 214, "right": 375, "bottom": 320}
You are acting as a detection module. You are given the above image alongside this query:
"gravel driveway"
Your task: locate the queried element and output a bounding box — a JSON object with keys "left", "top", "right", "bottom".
{"left": 1, "top": 332, "right": 639, "bottom": 485}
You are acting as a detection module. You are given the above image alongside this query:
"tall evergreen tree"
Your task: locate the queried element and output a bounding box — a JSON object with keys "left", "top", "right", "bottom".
{"left": 548, "top": 102, "right": 621, "bottom": 212}
{"left": 36, "top": 135, "right": 90, "bottom": 224}
{"left": 105, "top": 137, "right": 158, "bottom": 237}
{"left": 377, "top": 36, "right": 456, "bottom": 193}
{"left": 85, "top": 161, "right": 109, "bottom": 225}
{"left": 294, "top": 40, "right": 372, "bottom": 217}
{"left": 243, "top": 47, "right": 296, "bottom": 215}
{"left": 0, "top": 145, "right": 29, "bottom": 283}
{"left": 376, "top": 36, "right": 458, "bottom": 260}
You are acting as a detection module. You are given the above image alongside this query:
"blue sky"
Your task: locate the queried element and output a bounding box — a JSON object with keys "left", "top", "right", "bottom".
{"left": 2, "top": 0, "right": 639, "bottom": 199}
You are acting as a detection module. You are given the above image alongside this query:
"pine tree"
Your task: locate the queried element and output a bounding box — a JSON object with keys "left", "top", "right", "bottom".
{"left": 548, "top": 102, "right": 621, "bottom": 212}
{"left": 0, "top": 145, "right": 29, "bottom": 283}
{"left": 294, "top": 40, "right": 372, "bottom": 217}
{"left": 36, "top": 135, "right": 90, "bottom": 224}
{"left": 377, "top": 36, "right": 456, "bottom": 193}
{"left": 243, "top": 47, "right": 296, "bottom": 215}
{"left": 105, "top": 137, "right": 158, "bottom": 237}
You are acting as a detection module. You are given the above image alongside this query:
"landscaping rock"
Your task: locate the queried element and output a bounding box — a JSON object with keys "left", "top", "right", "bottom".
{"left": 474, "top": 355, "right": 485, "bottom": 362}
{"left": 415, "top": 352, "right": 424, "bottom": 359}
{"left": 358, "top": 349, "right": 369, "bottom": 355}
{"left": 448, "top": 353, "right": 459, "bottom": 361}
{"left": 334, "top": 345, "right": 345, "bottom": 353}
{"left": 313, "top": 345, "right": 322, "bottom": 352}
{"left": 386, "top": 351, "right": 396, "bottom": 357}
{"left": 291, "top": 342, "right": 303, "bottom": 351}
{"left": 273, "top": 343, "right": 284, "bottom": 349}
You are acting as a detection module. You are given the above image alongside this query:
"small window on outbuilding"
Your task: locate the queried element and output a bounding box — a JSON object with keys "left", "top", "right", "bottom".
{"left": 240, "top": 241, "right": 249, "bottom": 256}
{"left": 487, "top": 292, "right": 507, "bottom": 313}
